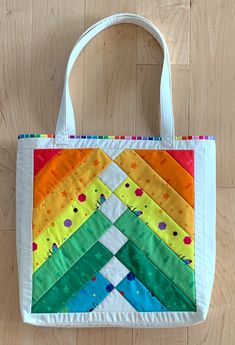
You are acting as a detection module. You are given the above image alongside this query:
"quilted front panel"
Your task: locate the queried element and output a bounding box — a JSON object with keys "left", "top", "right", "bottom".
{"left": 31, "top": 148, "right": 196, "bottom": 313}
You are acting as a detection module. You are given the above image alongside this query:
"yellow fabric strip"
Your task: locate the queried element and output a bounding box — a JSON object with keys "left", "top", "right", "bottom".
{"left": 33, "top": 149, "right": 111, "bottom": 238}
{"left": 33, "top": 178, "right": 112, "bottom": 272}
{"left": 115, "top": 149, "right": 194, "bottom": 238}
{"left": 114, "top": 177, "right": 194, "bottom": 270}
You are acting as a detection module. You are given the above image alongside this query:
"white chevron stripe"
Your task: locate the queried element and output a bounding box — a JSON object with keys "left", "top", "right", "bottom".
{"left": 100, "top": 256, "right": 130, "bottom": 287}
{"left": 102, "top": 148, "right": 124, "bottom": 160}
{"left": 99, "top": 193, "right": 127, "bottom": 223}
{"left": 99, "top": 225, "right": 128, "bottom": 254}
{"left": 94, "top": 288, "right": 136, "bottom": 312}
{"left": 99, "top": 162, "right": 127, "bottom": 191}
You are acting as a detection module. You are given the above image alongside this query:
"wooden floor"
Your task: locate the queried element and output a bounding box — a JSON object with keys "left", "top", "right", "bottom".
{"left": 0, "top": 0, "right": 235, "bottom": 344}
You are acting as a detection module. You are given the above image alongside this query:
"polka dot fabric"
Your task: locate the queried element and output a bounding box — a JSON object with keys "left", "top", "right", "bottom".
{"left": 31, "top": 148, "right": 195, "bottom": 313}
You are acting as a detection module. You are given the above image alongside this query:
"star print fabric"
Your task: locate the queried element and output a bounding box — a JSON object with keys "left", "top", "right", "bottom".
{"left": 31, "top": 148, "right": 195, "bottom": 313}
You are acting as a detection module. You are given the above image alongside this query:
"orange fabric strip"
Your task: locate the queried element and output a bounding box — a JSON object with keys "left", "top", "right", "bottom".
{"left": 34, "top": 149, "right": 93, "bottom": 208}
{"left": 33, "top": 149, "right": 111, "bottom": 238}
{"left": 135, "top": 150, "right": 194, "bottom": 208}
{"left": 34, "top": 149, "right": 62, "bottom": 176}
{"left": 115, "top": 149, "right": 194, "bottom": 238}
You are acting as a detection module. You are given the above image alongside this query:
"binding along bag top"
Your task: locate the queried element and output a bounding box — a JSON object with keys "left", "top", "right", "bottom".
{"left": 16, "top": 13, "right": 216, "bottom": 327}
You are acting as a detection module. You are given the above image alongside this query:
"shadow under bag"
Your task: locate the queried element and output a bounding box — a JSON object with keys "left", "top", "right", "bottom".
{"left": 16, "top": 13, "right": 216, "bottom": 327}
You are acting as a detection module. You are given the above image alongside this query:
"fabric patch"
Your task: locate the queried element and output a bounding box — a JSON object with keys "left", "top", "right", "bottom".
{"left": 32, "top": 148, "right": 195, "bottom": 314}
{"left": 32, "top": 148, "right": 111, "bottom": 238}
{"left": 99, "top": 162, "right": 127, "bottom": 191}
{"left": 135, "top": 150, "right": 194, "bottom": 207}
{"left": 32, "top": 210, "right": 112, "bottom": 304}
{"left": 33, "top": 148, "right": 93, "bottom": 207}
{"left": 32, "top": 242, "right": 113, "bottom": 313}
{"left": 94, "top": 288, "right": 136, "bottom": 312}
{"left": 114, "top": 209, "right": 195, "bottom": 303}
{"left": 34, "top": 149, "right": 62, "bottom": 176}
{"left": 115, "top": 149, "right": 194, "bottom": 236}
{"left": 33, "top": 178, "right": 112, "bottom": 272}
{"left": 167, "top": 150, "right": 194, "bottom": 177}
{"left": 114, "top": 178, "right": 194, "bottom": 268}
{"left": 98, "top": 193, "right": 127, "bottom": 222}
{"left": 62, "top": 273, "right": 112, "bottom": 312}
{"left": 100, "top": 256, "right": 130, "bottom": 286}
{"left": 116, "top": 241, "right": 196, "bottom": 311}
{"left": 98, "top": 225, "right": 128, "bottom": 254}
{"left": 116, "top": 273, "right": 169, "bottom": 312}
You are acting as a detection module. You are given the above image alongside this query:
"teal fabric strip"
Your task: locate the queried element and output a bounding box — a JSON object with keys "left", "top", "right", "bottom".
{"left": 116, "top": 272, "right": 169, "bottom": 312}
{"left": 116, "top": 241, "right": 196, "bottom": 311}
{"left": 62, "top": 272, "right": 114, "bottom": 312}
{"left": 32, "top": 242, "right": 113, "bottom": 313}
{"left": 32, "top": 210, "right": 112, "bottom": 304}
{"left": 114, "top": 209, "right": 195, "bottom": 304}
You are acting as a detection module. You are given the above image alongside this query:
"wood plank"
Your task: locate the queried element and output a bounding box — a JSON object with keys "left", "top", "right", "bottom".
{"left": 0, "top": 0, "right": 31, "bottom": 230}
{"left": 136, "top": 64, "right": 189, "bottom": 136}
{"left": 188, "top": 188, "right": 235, "bottom": 345}
{"left": 190, "top": 0, "right": 235, "bottom": 187}
{"left": 136, "top": 0, "right": 190, "bottom": 65}
{"left": 31, "top": 0, "right": 85, "bottom": 134}
{"left": 133, "top": 328, "right": 187, "bottom": 345}
{"left": 80, "top": 0, "right": 137, "bottom": 136}
{"left": 0, "top": 0, "right": 32, "bottom": 137}
{"left": 81, "top": 17, "right": 137, "bottom": 136}
{"left": 77, "top": 328, "right": 132, "bottom": 345}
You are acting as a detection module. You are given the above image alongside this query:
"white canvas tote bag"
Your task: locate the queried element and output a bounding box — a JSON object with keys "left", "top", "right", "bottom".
{"left": 16, "top": 13, "right": 216, "bottom": 327}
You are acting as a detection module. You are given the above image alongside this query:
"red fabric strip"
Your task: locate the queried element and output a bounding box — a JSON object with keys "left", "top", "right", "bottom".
{"left": 166, "top": 150, "right": 194, "bottom": 177}
{"left": 34, "top": 149, "right": 61, "bottom": 176}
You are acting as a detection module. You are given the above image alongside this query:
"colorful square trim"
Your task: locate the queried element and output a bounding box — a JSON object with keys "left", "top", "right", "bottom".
{"left": 18, "top": 133, "right": 215, "bottom": 140}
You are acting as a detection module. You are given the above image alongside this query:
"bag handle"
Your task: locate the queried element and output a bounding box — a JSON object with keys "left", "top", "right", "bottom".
{"left": 55, "top": 13, "right": 175, "bottom": 145}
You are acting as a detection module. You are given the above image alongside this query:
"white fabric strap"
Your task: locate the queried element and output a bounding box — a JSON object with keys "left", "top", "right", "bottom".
{"left": 55, "top": 13, "right": 175, "bottom": 145}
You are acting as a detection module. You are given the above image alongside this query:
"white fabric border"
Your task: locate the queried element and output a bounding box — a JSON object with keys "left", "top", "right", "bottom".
{"left": 16, "top": 138, "right": 216, "bottom": 327}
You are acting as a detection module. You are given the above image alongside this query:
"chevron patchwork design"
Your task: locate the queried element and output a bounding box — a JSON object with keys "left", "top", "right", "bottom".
{"left": 31, "top": 148, "right": 196, "bottom": 313}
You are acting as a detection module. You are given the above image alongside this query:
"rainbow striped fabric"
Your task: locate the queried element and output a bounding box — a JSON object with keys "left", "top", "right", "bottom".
{"left": 31, "top": 147, "right": 196, "bottom": 313}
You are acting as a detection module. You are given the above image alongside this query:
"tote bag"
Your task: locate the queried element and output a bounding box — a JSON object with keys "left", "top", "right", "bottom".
{"left": 16, "top": 13, "right": 216, "bottom": 327}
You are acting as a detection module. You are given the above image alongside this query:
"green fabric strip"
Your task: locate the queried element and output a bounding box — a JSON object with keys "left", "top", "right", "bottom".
{"left": 33, "top": 210, "right": 112, "bottom": 304}
{"left": 116, "top": 241, "right": 196, "bottom": 311}
{"left": 32, "top": 210, "right": 112, "bottom": 305}
{"left": 32, "top": 241, "right": 113, "bottom": 313}
{"left": 114, "top": 209, "right": 195, "bottom": 304}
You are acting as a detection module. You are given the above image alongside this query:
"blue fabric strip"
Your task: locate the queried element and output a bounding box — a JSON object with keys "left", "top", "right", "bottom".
{"left": 62, "top": 272, "right": 114, "bottom": 312}
{"left": 116, "top": 272, "right": 168, "bottom": 312}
